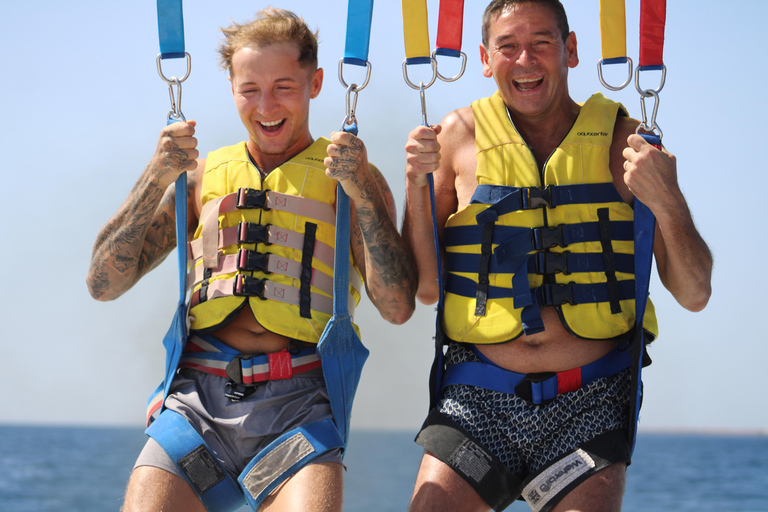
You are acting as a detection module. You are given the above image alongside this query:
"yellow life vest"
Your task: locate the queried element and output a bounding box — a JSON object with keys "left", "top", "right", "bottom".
{"left": 187, "top": 139, "right": 363, "bottom": 343}
{"left": 442, "top": 92, "right": 658, "bottom": 344}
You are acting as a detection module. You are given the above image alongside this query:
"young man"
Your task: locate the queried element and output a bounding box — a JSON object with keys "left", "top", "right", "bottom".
{"left": 402, "top": 1, "right": 712, "bottom": 511}
{"left": 87, "top": 8, "right": 416, "bottom": 512}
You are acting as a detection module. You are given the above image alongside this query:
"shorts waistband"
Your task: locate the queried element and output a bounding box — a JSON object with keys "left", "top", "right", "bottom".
{"left": 179, "top": 333, "right": 321, "bottom": 385}
{"left": 442, "top": 345, "right": 632, "bottom": 405}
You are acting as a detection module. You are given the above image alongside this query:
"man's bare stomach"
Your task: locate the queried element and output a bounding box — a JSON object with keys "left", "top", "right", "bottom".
{"left": 475, "top": 307, "right": 617, "bottom": 374}
{"left": 211, "top": 305, "right": 295, "bottom": 354}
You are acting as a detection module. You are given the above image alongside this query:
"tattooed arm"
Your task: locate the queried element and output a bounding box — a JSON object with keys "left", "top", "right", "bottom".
{"left": 325, "top": 131, "right": 417, "bottom": 325}
{"left": 86, "top": 121, "right": 201, "bottom": 301}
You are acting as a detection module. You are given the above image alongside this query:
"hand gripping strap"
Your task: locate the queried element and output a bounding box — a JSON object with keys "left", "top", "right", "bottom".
{"left": 627, "top": 133, "right": 659, "bottom": 455}
{"left": 147, "top": 410, "right": 245, "bottom": 512}
{"left": 238, "top": 418, "right": 344, "bottom": 510}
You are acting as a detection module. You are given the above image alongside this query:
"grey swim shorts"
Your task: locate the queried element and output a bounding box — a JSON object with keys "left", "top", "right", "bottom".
{"left": 416, "top": 342, "right": 632, "bottom": 512}
{"left": 135, "top": 365, "right": 343, "bottom": 481}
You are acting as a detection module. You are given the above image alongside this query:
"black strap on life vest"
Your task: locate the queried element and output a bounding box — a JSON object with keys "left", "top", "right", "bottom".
{"left": 299, "top": 222, "right": 317, "bottom": 318}
{"left": 598, "top": 207, "right": 622, "bottom": 314}
{"left": 475, "top": 222, "right": 494, "bottom": 316}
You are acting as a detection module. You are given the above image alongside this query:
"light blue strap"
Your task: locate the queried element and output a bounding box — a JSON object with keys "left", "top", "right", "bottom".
{"left": 147, "top": 410, "right": 245, "bottom": 512}
{"left": 238, "top": 418, "right": 345, "bottom": 510}
{"left": 343, "top": 0, "right": 374, "bottom": 66}
{"left": 153, "top": 0, "right": 189, "bottom": 420}
{"left": 157, "top": 0, "right": 185, "bottom": 59}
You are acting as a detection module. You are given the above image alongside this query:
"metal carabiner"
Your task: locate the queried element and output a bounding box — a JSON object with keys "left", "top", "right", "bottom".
{"left": 402, "top": 57, "right": 438, "bottom": 91}
{"left": 419, "top": 82, "right": 429, "bottom": 127}
{"left": 166, "top": 77, "right": 185, "bottom": 122}
{"left": 634, "top": 64, "right": 666, "bottom": 96}
{"left": 636, "top": 89, "right": 663, "bottom": 140}
{"left": 157, "top": 53, "right": 190, "bottom": 123}
{"left": 432, "top": 49, "right": 467, "bottom": 83}
{"left": 340, "top": 83, "right": 360, "bottom": 132}
{"left": 597, "top": 57, "right": 633, "bottom": 91}
{"left": 338, "top": 59, "right": 372, "bottom": 92}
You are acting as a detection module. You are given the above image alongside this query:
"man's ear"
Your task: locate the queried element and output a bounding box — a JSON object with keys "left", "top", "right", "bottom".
{"left": 480, "top": 44, "right": 493, "bottom": 78}
{"left": 310, "top": 67, "right": 323, "bottom": 99}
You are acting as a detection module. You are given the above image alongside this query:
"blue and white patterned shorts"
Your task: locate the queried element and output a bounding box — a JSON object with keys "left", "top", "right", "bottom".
{"left": 417, "top": 342, "right": 632, "bottom": 511}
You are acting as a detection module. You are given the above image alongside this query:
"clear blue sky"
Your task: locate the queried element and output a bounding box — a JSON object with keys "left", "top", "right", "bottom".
{"left": 0, "top": 0, "right": 764, "bottom": 434}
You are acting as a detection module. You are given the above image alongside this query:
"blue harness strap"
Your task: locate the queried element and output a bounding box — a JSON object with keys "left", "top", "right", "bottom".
{"left": 147, "top": 410, "right": 245, "bottom": 512}
{"left": 442, "top": 346, "right": 632, "bottom": 405}
{"left": 627, "top": 133, "right": 659, "bottom": 455}
{"left": 145, "top": 0, "right": 190, "bottom": 427}
{"left": 238, "top": 418, "right": 345, "bottom": 508}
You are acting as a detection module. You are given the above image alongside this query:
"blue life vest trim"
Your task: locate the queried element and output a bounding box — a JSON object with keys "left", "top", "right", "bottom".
{"left": 444, "top": 221, "right": 634, "bottom": 260}
{"left": 446, "top": 273, "right": 636, "bottom": 304}
{"left": 446, "top": 250, "right": 634, "bottom": 276}
{"left": 472, "top": 183, "right": 623, "bottom": 224}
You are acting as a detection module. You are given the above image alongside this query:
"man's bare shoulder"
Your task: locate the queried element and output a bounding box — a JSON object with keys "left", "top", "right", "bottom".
{"left": 440, "top": 107, "right": 475, "bottom": 141}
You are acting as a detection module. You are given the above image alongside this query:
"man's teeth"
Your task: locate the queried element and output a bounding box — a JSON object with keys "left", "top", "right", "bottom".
{"left": 261, "top": 120, "right": 282, "bottom": 127}
{"left": 515, "top": 77, "right": 543, "bottom": 90}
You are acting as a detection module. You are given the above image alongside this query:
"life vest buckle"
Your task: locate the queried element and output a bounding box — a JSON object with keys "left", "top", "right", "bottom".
{"left": 236, "top": 188, "right": 271, "bottom": 211}
{"left": 514, "top": 372, "right": 557, "bottom": 405}
{"left": 237, "top": 249, "right": 271, "bottom": 274}
{"left": 233, "top": 275, "right": 267, "bottom": 299}
{"left": 526, "top": 186, "right": 552, "bottom": 209}
{"left": 543, "top": 283, "right": 575, "bottom": 306}
{"left": 238, "top": 222, "right": 272, "bottom": 245}
{"left": 533, "top": 225, "right": 565, "bottom": 250}
{"left": 535, "top": 251, "right": 570, "bottom": 276}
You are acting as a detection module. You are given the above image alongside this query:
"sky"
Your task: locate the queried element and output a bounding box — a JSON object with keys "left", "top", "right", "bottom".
{"left": 0, "top": 0, "right": 765, "bottom": 435}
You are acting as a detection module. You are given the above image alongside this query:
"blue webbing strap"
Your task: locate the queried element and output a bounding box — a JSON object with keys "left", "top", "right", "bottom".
{"left": 442, "top": 347, "right": 632, "bottom": 403}
{"left": 628, "top": 133, "right": 658, "bottom": 456}
{"left": 145, "top": 0, "right": 190, "bottom": 426}
{"left": 343, "top": 0, "right": 374, "bottom": 66}
{"left": 147, "top": 410, "right": 245, "bottom": 511}
{"left": 157, "top": 0, "right": 185, "bottom": 59}
{"left": 238, "top": 418, "right": 345, "bottom": 509}
{"left": 316, "top": 120, "right": 370, "bottom": 445}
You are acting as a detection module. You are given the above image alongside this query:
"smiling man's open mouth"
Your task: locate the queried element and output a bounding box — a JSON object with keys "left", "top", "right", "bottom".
{"left": 514, "top": 77, "right": 543, "bottom": 91}
{"left": 260, "top": 119, "right": 285, "bottom": 132}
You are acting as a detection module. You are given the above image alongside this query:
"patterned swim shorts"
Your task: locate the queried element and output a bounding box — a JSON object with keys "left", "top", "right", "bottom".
{"left": 416, "top": 342, "right": 632, "bottom": 512}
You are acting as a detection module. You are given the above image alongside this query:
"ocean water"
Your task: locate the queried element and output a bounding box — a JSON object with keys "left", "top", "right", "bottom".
{"left": 0, "top": 426, "right": 765, "bottom": 511}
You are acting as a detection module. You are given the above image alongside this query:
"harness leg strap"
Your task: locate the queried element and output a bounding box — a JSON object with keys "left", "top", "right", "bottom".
{"left": 146, "top": 409, "right": 245, "bottom": 512}
{"left": 238, "top": 417, "right": 345, "bottom": 510}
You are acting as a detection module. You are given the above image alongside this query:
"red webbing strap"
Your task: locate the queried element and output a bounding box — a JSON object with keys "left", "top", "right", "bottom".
{"left": 638, "top": 0, "right": 666, "bottom": 69}
{"left": 435, "top": 0, "right": 464, "bottom": 56}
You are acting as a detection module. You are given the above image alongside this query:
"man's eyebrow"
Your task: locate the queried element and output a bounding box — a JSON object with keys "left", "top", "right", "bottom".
{"left": 493, "top": 29, "right": 557, "bottom": 45}
{"left": 238, "top": 76, "right": 300, "bottom": 86}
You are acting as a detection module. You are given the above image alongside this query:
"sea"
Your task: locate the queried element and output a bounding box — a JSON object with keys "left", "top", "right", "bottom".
{"left": 0, "top": 426, "right": 765, "bottom": 512}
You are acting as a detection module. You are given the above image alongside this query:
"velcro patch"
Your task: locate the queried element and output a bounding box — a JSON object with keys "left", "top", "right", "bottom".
{"left": 177, "top": 445, "right": 227, "bottom": 495}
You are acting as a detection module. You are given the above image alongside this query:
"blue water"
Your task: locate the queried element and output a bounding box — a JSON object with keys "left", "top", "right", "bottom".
{"left": 0, "top": 426, "right": 765, "bottom": 511}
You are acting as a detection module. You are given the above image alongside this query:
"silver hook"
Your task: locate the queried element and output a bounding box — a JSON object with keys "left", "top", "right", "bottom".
{"left": 166, "top": 77, "right": 185, "bottom": 122}
{"left": 419, "top": 82, "right": 429, "bottom": 127}
{"left": 636, "top": 89, "right": 662, "bottom": 140}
